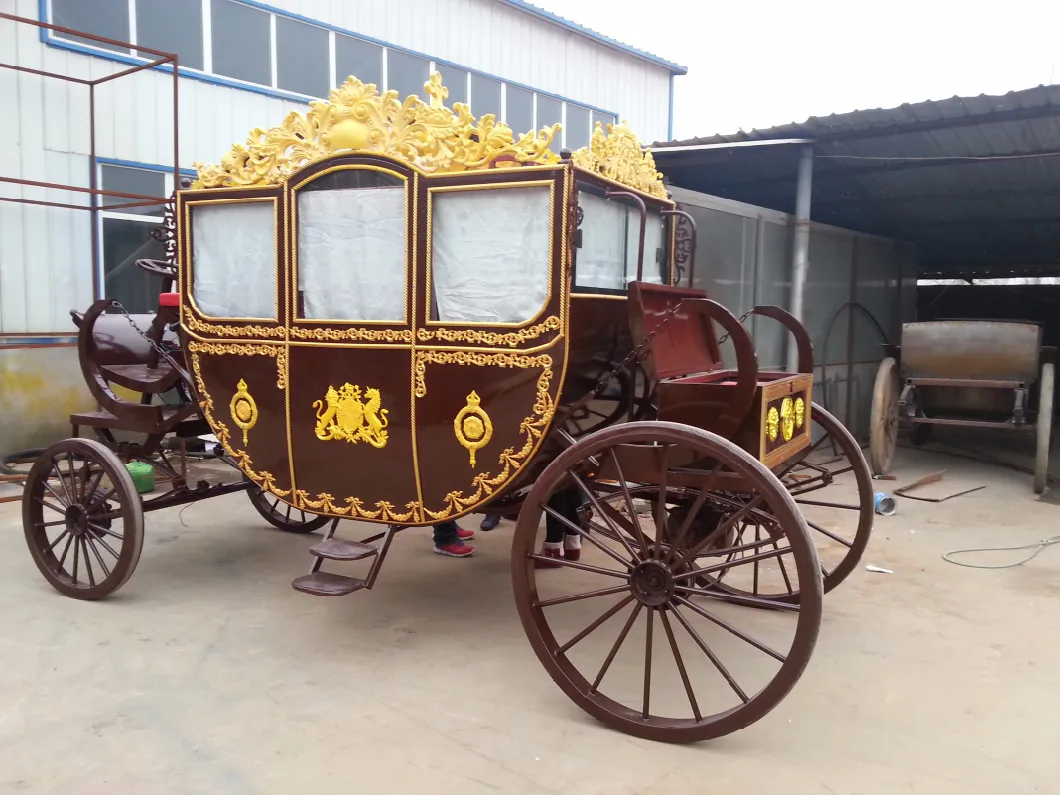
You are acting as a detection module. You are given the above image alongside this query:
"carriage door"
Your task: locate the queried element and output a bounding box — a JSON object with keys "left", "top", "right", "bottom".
{"left": 179, "top": 186, "right": 293, "bottom": 496}
{"left": 412, "top": 166, "right": 571, "bottom": 521}
{"left": 284, "top": 156, "right": 420, "bottom": 522}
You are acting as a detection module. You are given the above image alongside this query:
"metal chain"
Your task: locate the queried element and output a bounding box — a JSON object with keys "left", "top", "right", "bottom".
{"left": 716, "top": 309, "right": 755, "bottom": 346}
{"left": 113, "top": 301, "right": 189, "bottom": 378}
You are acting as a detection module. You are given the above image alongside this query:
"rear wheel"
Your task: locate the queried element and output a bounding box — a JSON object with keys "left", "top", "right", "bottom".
{"left": 246, "top": 479, "right": 330, "bottom": 533}
{"left": 511, "top": 421, "right": 822, "bottom": 743}
{"left": 1035, "top": 362, "right": 1054, "bottom": 494}
{"left": 869, "top": 357, "right": 900, "bottom": 476}
{"left": 22, "top": 439, "right": 144, "bottom": 600}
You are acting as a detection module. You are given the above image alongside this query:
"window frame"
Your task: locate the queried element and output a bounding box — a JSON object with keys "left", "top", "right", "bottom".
{"left": 45, "top": 0, "right": 620, "bottom": 139}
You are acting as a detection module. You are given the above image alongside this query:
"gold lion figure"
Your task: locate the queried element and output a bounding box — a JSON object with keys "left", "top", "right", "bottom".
{"left": 314, "top": 384, "right": 389, "bottom": 448}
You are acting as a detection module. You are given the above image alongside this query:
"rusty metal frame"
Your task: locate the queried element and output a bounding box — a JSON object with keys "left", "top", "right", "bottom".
{"left": 0, "top": 12, "right": 180, "bottom": 334}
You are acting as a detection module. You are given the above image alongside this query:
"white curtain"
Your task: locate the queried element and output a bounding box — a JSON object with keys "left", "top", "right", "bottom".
{"left": 431, "top": 186, "right": 551, "bottom": 324}
{"left": 297, "top": 187, "right": 407, "bottom": 322}
{"left": 191, "top": 203, "right": 276, "bottom": 318}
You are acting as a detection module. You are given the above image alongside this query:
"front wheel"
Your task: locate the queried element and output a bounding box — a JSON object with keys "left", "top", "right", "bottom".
{"left": 511, "top": 421, "right": 822, "bottom": 743}
{"left": 22, "top": 439, "right": 145, "bottom": 600}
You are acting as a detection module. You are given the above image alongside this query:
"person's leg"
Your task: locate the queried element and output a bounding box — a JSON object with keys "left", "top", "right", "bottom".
{"left": 433, "top": 521, "right": 474, "bottom": 557}
{"left": 559, "top": 489, "right": 588, "bottom": 561}
{"left": 537, "top": 488, "right": 584, "bottom": 568}
{"left": 480, "top": 514, "right": 500, "bottom": 531}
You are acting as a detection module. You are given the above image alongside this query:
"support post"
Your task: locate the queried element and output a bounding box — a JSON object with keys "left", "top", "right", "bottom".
{"left": 787, "top": 144, "right": 814, "bottom": 372}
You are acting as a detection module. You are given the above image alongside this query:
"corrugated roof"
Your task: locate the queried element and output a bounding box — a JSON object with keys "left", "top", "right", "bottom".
{"left": 495, "top": 0, "right": 687, "bottom": 75}
{"left": 652, "top": 86, "right": 1060, "bottom": 278}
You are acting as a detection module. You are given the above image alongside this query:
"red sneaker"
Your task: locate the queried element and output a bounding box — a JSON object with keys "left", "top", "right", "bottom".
{"left": 434, "top": 542, "right": 474, "bottom": 558}
{"left": 455, "top": 527, "right": 475, "bottom": 541}
{"left": 534, "top": 547, "right": 563, "bottom": 569}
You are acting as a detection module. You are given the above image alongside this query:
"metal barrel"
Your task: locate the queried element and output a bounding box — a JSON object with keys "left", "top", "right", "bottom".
{"left": 901, "top": 321, "right": 1041, "bottom": 382}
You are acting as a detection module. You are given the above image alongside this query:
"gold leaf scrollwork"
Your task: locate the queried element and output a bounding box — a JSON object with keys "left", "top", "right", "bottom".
{"left": 454, "top": 391, "right": 493, "bottom": 467}
{"left": 416, "top": 315, "right": 561, "bottom": 347}
{"left": 414, "top": 351, "right": 554, "bottom": 399}
{"left": 571, "top": 121, "right": 666, "bottom": 198}
{"left": 192, "top": 72, "right": 562, "bottom": 189}
{"left": 229, "top": 378, "right": 258, "bottom": 445}
{"left": 187, "top": 341, "right": 287, "bottom": 390}
{"left": 313, "top": 383, "right": 390, "bottom": 448}
{"left": 185, "top": 315, "right": 285, "bottom": 338}
{"left": 290, "top": 327, "right": 413, "bottom": 343}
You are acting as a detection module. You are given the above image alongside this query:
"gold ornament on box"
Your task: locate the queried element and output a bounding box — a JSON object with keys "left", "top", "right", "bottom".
{"left": 780, "top": 397, "right": 795, "bottom": 442}
{"left": 571, "top": 121, "right": 666, "bottom": 198}
{"left": 794, "top": 397, "right": 806, "bottom": 430}
{"left": 765, "top": 406, "right": 779, "bottom": 442}
{"left": 191, "top": 72, "right": 562, "bottom": 189}
{"left": 454, "top": 391, "right": 494, "bottom": 467}
{"left": 229, "top": 378, "right": 258, "bottom": 445}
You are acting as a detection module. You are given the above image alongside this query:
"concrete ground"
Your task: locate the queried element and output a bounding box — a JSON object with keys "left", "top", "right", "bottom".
{"left": 1, "top": 439, "right": 1058, "bottom": 794}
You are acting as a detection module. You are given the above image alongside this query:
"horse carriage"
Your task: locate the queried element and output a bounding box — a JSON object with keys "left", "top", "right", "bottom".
{"left": 21, "top": 73, "right": 873, "bottom": 743}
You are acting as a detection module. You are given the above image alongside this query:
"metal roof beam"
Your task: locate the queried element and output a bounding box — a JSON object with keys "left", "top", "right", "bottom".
{"left": 813, "top": 184, "right": 1060, "bottom": 206}
{"left": 808, "top": 102, "right": 1060, "bottom": 143}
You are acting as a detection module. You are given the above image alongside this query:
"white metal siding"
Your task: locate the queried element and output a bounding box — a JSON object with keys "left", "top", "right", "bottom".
{"left": 0, "top": 0, "right": 672, "bottom": 333}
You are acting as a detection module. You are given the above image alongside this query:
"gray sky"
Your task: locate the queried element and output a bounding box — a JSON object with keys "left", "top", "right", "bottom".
{"left": 538, "top": 0, "right": 1060, "bottom": 139}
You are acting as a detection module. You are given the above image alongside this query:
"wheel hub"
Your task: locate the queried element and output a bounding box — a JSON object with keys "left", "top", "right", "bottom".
{"left": 65, "top": 504, "right": 89, "bottom": 536}
{"left": 630, "top": 559, "right": 675, "bottom": 607}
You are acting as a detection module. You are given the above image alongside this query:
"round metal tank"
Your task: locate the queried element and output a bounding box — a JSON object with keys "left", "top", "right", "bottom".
{"left": 901, "top": 321, "right": 1041, "bottom": 382}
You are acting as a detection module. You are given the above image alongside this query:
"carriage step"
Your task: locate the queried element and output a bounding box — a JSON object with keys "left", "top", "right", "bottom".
{"left": 309, "top": 538, "right": 378, "bottom": 561}
{"left": 292, "top": 572, "right": 367, "bottom": 597}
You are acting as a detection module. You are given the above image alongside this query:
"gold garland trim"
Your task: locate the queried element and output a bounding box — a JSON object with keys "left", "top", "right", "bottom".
{"left": 192, "top": 72, "right": 561, "bottom": 189}
{"left": 414, "top": 350, "right": 553, "bottom": 399}
{"left": 187, "top": 341, "right": 288, "bottom": 389}
{"left": 416, "top": 315, "right": 561, "bottom": 347}
{"left": 290, "top": 326, "right": 413, "bottom": 343}
{"left": 571, "top": 121, "right": 666, "bottom": 199}
{"left": 185, "top": 315, "right": 286, "bottom": 339}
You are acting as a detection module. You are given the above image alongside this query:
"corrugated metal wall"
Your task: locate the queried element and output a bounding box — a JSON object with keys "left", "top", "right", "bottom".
{"left": 669, "top": 186, "right": 918, "bottom": 439}
{"left": 0, "top": 0, "right": 672, "bottom": 334}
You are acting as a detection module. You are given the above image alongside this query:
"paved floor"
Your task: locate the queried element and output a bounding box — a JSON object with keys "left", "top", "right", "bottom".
{"left": 0, "top": 444, "right": 1058, "bottom": 794}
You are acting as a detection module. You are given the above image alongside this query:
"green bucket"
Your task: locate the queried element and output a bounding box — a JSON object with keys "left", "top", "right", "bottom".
{"left": 126, "top": 462, "right": 155, "bottom": 494}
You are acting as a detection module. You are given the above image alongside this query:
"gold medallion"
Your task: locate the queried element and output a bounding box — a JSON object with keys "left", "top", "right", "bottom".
{"left": 765, "top": 406, "right": 779, "bottom": 442}
{"left": 454, "top": 391, "right": 493, "bottom": 467}
{"left": 795, "top": 397, "right": 806, "bottom": 430}
{"left": 780, "top": 397, "right": 795, "bottom": 442}
{"left": 230, "top": 378, "right": 258, "bottom": 446}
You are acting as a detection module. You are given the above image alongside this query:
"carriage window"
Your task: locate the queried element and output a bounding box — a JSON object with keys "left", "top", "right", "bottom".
{"left": 431, "top": 186, "right": 551, "bottom": 324}
{"left": 191, "top": 202, "right": 276, "bottom": 319}
{"left": 576, "top": 189, "right": 666, "bottom": 290}
{"left": 296, "top": 171, "right": 406, "bottom": 322}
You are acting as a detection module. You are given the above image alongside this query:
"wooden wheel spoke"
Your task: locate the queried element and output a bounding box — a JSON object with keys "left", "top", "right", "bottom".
{"left": 57, "top": 535, "right": 74, "bottom": 568}
{"left": 772, "top": 540, "right": 794, "bottom": 595}
{"left": 35, "top": 519, "right": 67, "bottom": 529}
{"left": 536, "top": 584, "right": 630, "bottom": 608}
{"left": 642, "top": 608, "right": 654, "bottom": 718}
{"left": 674, "top": 596, "right": 788, "bottom": 661}
{"left": 675, "top": 542, "right": 791, "bottom": 580}
{"left": 805, "top": 519, "right": 854, "bottom": 548}
{"left": 605, "top": 448, "right": 651, "bottom": 556}
{"left": 49, "top": 461, "right": 72, "bottom": 506}
{"left": 527, "top": 555, "right": 630, "bottom": 581}
{"left": 559, "top": 595, "right": 635, "bottom": 654}
{"left": 753, "top": 525, "right": 761, "bottom": 595}
{"left": 541, "top": 504, "right": 632, "bottom": 570}
{"left": 89, "top": 532, "right": 121, "bottom": 563}
{"left": 663, "top": 472, "right": 716, "bottom": 565}
{"left": 652, "top": 446, "right": 670, "bottom": 558}
{"left": 660, "top": 609, "right": 703, "bottom": 719}
{"left": 285, "top": 503, "right": 292, "bottom": 522}
{"left": 590, "top": 602, "right": 643, "bottom": 692}
{"left": 670, "top": 605, "right": 749, "bottom": 704}
{"left": 36, "top": 497, "right": 67, "bottom": 515}
{"left": 71, "top": 535, "right": 80, "bottom": 583}
{"left": 82, "top": 468, "right": 106, "bottom": 505}
{"left": 795, "top": 498, "right": 861, "bottom": 513}
{"left": 672, "top": 494, "right": 765, "bottom": 572}
{"left": 81, "top": 538, "right": 96, "bottom": 587}
{"left": 676, "top": 585, "right": 800, "bottom": 613}
{"left": 66, "top": 454, "right": 83, "bottom": 503}
{"left": 46, "top": 529, "right": 70, "bottom": 553}
{"left": 570, "top": 471, "right": 642, "bottom": 562}
{"left": 42, "top": 477, "right": 70, "bottom": 509}
{"left": 85, "top": 537, "right": 112, "bottom": 579}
